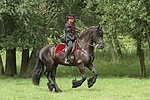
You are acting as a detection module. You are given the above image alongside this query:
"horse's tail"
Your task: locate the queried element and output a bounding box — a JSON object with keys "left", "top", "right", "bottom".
{"left": 32, "top": 50, "right": 44, "bottom": 85}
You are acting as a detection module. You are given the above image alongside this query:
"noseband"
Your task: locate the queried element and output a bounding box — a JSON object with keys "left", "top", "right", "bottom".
{"left": 95, "top": 40, "right": 103, "bottom": 47}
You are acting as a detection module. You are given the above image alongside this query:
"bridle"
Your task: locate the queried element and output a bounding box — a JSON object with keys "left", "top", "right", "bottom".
{"left": 77, "top": 39, "right": 94, "bottom": 47}
{"left": 95, "top": 40, "right": 103, "bottom": 48}
{"left": 77, "top": 30, "right": 103, "bottom": 48}
{"left": 76, "top": 28, "right": 103, "bottom": 62}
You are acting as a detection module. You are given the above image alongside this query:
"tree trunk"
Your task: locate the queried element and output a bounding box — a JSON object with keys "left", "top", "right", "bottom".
{"left": 0, "top": 17, "right": 3, "bottom": 34}
{"left": 0, "top": 15, "right": 4, "bottom": 75}
{"left": 106, "top": 32, "right": 117, "bottom": 62}
{"left": 19, "top": 49, "right": 29, "bottom": 77}
{"left": 115, "top": 40, "right": 122, "bottom": 60}
{"left": 5, "top": 48, "right": 17, "bottom": 77}
{"left": 0, "top": 54, "right": 4, "bottom": 75}
{"left": 23, "top": 49, "right": 37, "bottom": 77}
{"left": 137, "top": 43, "right": 146, "bottom": 77}
{"left": 109, "top": 40, "right": 117, "bottom": 62}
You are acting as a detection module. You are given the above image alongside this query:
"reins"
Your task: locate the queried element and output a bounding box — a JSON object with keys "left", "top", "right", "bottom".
{"left": 77, "top": 39, "right": 94, "bottom": 58}
{"left": 77, "top": 39, "right": 95, "bottom": 48}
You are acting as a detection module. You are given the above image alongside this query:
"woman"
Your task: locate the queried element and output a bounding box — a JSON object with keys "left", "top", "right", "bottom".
{"left": 64, "top": 14, "right": 78, "bottom": 63}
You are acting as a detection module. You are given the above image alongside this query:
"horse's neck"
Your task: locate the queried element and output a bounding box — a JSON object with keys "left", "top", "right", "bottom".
{"left": 79, "top": 28, "right": 96, "bottom": 56}
{"left": 79, "top": 36, "right": 94, "bottom": 55}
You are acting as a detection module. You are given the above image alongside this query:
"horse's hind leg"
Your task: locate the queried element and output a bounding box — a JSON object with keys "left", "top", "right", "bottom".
{"left": 51, "top": 65, "right": 62, "bottom": 92}
{"left": 44, "top": 64, "right": 62, "bottom": 92}
{"left": 44, "top": 70, "right": 55, "bottom": 91}
{"left": 86, "top": 63, "right": 98, "bottom": 88}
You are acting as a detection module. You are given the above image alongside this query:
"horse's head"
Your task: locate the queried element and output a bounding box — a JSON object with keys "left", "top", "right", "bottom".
{"left": 93, "top": 25, "right": 104, "bottom": 49}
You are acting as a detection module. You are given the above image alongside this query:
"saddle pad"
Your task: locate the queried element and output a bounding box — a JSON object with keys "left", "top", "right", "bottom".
{"left": 55, "top": 43, "right": 66, "bottom": 53}
{"left": 55, "top": 43, "right": 78, "bottom": 53}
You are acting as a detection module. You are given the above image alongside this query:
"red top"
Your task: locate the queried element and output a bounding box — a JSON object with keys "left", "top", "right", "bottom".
{"left": 67, "top": 21, "right": 75, "bottom": 34}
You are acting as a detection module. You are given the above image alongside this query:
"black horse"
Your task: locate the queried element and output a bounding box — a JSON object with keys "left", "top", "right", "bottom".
{"left": 32, "top": 25, "right": 104, "bottom": 92}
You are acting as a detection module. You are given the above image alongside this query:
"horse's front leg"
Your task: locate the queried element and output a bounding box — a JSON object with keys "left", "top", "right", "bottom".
{"left": 72, "top": 64, "right": 86, "bottom": 88}
{"left": 86, "top": 63, "right": 98, "bottom": 88}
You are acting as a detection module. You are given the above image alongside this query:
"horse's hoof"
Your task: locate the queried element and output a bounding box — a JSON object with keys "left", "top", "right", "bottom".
{"left": 32, "top": 78, "right": 40, "bottom": 86}
{"left": 33, "top": 81, "right": 39, "bottom": 86}
{"left": 55, "top": 89, "right": 63, "bottom": 93}
{"left": 87, "top": 78, "right": 94, "bottom": 88}
{"left": 72, "top": 85, "right": 77, "bottom": 88}
{"left": 47, "top": 82, "right": 54, "bottom": 91}
{"left": 72, "top": 79, "right": 78, "bottom": 88}
{"left": 72, "top": 83, "right": 78, "bottom": 88}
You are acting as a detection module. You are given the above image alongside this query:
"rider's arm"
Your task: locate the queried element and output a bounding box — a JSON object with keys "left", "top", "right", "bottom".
{"left": 65, "top": 23, "right": 75, "bottom": 40}
{"left": 65, "top": 23, "right": 71, "bottom": 33}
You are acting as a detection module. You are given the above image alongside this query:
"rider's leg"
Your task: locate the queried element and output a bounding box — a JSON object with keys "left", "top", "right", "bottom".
{"left": 65, "top": 41, "right": 73, "bottom": 62}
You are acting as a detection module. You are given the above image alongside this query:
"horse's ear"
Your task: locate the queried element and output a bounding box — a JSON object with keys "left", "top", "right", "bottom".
{"left": 97, "top": 24, "right": 100, "bottom": 29}
{"left": 98, "top": 24, "right": 102, "bottom": 29}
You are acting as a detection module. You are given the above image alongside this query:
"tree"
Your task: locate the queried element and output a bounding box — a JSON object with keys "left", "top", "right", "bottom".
{"left": 126, "top": 0, "right": 150, "bottom": 77}
{"left": 20, "top": 0, "right": 65, "bottom": 77}
{"left": 86, "top": 0, "right": 150, "bottom": 77}
{"left": 19, "top": 49, "right": 29, "bottom": 76}
{"left": 82, "top": 0, "right": 125, "bottom": 61}
{"left": 0, "top": 0, "right": 62, "bottom": 77}
{"left": 5, "top": 48, "right": 17, "bottom": 76}
{"left": 0, "top": 0, "right": 18, "bottom": 76}
{"left": 0, "top": 16, "right": 4, "bottom": 75}
{"left": 22, "top": 49, "right": 37, "bottom": 77}
{"left": 1, "top": 0, "right": 150, "bottom": 77}
{"left": 0, "top": 0, "right": 46, "bottom": 76}
{"left": 15, "top": 0, "right": 46, "bottom": 77}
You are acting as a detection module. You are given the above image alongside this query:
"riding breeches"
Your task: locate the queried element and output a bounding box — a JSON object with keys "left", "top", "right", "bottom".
{"left": 65, "top": 41, "right": 73, "bottom": 58}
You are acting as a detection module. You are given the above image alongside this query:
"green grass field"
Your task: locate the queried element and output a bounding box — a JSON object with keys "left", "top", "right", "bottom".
{"left": 0, "top": 49, "right": 150, "bottom": 100}
{"left": 0, "top": 77, "right": 150, "bottom": 100}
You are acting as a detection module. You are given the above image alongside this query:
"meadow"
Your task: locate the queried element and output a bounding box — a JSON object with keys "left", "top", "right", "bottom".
{"left": 0, "top": 49, "right": 150, "bottom": 100}
{"left": 1, "top": 77, "right": 150, "bottom": 100}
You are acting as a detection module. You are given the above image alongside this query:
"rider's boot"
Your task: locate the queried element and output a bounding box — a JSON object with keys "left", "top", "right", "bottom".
{"left": 64, "top": 49, "right": 70, "bottom": 64}
{"left": 64, "top": 57, "right": 69, "bottom": 64}
{"left": 64, "top": 41, "right": 72, "bottom": 64}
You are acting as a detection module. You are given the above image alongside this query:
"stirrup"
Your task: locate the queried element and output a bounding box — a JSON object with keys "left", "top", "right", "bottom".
{"left": 64, "top": 58, "right": 69, "bottom": 64}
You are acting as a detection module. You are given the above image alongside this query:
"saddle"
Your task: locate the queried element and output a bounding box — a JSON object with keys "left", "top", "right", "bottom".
{"left": 55, "top": 42, "right": 78, "bottom": 54}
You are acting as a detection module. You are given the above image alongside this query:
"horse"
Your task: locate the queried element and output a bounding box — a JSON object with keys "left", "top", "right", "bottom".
{"left": 32, "top": 25, "right": 104, "bottom": 92}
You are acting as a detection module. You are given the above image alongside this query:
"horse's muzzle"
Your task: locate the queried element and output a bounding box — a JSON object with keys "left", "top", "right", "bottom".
{"left": 98, "top": 45, "right": 104, "bottom": 49}
{"left": 96, "top": 44, "right": 104, "bottom": 49}
{"left": 99, "top": 45, "right": 104, "bottom": 49}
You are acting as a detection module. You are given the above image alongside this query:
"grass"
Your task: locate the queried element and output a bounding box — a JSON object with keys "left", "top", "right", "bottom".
{"left": 56, "top": 50, "right": 150, "bottom": 78}
{"left": 0, "top": 77, "right": 150, "bottom": 100}
{"left": 1, "top": 49, "right": 150, "bottom": 100}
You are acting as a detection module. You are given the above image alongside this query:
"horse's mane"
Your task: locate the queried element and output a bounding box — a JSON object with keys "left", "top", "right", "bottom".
{"left": 79, "top": 26, "right": 97, "bottom": 38}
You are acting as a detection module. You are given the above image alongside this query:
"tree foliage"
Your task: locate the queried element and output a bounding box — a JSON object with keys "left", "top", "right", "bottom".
{"left": 0, "top": 0, "right": 150, "bottom": 77}
{"left": 0, "top": 0, "right": 47, "bottom": 49}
